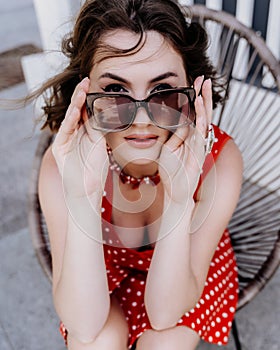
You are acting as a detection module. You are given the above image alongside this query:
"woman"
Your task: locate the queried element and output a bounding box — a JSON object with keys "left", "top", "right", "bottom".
{"left": 37, "top": 0, "right": 243, "bottom": 349}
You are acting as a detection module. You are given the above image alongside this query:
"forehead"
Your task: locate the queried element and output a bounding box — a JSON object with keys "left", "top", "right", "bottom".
{"left": 92, "top": 30, "right": 185, "bottom": 76}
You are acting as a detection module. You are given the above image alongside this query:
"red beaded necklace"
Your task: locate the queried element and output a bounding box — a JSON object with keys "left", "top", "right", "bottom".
{"left": 107, "top": 147, "right": 161, "bottom": 190}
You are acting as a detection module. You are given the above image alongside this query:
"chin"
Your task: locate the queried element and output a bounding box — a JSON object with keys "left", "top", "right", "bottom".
{"left": 124, "top": 152, "right": 160, "bottom": 166}
{"left": 112, "top": 146, "right": 161, "bottom": 169}
{"left": 129, "top": 157, "right": 157, "bottom": 165}
{"left": 127, "top": 145, "right": 162, "bottom": 162}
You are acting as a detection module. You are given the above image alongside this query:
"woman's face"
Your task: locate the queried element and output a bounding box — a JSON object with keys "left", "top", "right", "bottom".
{"left": 89, "top": 30, "right": 187, "bottom": 173}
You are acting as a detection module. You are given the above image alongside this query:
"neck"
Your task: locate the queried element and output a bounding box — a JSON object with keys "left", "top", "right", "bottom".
{"left": 123, "top": 162, "right": 159, "bottom": 179}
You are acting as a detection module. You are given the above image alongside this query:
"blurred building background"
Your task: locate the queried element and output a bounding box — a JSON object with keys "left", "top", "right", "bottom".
{"left": 181, "top": 0, "right": 280, "bottom": 60}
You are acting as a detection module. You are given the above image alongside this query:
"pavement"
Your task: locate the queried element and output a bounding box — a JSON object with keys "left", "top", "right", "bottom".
{"left": 0, "top": 1, "right": 279, "bottom": 349}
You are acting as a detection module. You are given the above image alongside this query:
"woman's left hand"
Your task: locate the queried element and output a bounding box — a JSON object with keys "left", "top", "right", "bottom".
{"left": 159, "top": 76, "right": 213, "bottom": 207}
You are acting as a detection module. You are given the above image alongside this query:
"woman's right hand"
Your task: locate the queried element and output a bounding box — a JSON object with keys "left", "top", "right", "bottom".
{"left": 52, "top": 77, "right": 108, "bottom": 199}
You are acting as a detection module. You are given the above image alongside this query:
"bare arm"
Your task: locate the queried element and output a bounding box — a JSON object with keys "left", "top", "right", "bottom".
{"left": 38, "top": 78, "right": 110, "bottom": 344}
{"left": 145, "top": 77, "right": 243, "bottom": 330}
{"left": 145, "top": 140, "right": 242, "bottom": 330}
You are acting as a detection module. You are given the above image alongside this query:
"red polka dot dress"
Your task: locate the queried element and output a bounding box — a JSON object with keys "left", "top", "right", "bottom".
{"left": 60, "top": 125, "right": 239, "bottom": 348}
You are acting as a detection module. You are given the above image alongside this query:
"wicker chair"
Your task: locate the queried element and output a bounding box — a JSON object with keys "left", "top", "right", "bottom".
{"left": 28, "top": 5, "right": 280, "bottom": 350}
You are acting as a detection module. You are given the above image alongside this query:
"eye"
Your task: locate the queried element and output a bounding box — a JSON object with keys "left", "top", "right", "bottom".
{"left": 151, "top": 83, "right": 173, "bottom": 94}
{"left": 103, "top": 84, "right": 128, "bottom": 93}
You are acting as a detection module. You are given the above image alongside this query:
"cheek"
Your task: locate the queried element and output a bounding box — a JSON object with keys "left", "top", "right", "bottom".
{"left": 105, "top": 132, "right": 127, "bottom": 152}
{"left": 166, "top": 131, "right": 173, "bottom": 140}
{"left": 160, "top": 130, "right": 172, "bottom": 142}
{"left": 105, "top": 134, "right": 113, "bottom": 148}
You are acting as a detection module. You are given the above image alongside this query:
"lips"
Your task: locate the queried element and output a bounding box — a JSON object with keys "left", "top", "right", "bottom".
{"left": 124, "top": 134, "right": 158, "bottom": 148}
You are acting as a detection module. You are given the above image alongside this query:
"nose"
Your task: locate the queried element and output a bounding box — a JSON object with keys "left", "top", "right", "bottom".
{"left": 133, "top": 102, "right": 151, "bottom": 126}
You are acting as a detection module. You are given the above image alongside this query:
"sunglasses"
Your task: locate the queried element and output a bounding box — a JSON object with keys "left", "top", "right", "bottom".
{"left": 86, "top": 87, "right": 196, "bottom": 132}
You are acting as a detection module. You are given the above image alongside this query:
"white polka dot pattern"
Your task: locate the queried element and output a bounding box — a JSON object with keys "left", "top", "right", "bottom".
{"left": 102, "top": 229, "right": 238, "bottom": 349}
{"left": 176, "top": 230, "right": 238, "bottom": 345}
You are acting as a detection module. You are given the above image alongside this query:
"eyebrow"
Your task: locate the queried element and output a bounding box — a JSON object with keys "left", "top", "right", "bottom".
{"left": 149, "top": 72, "right": 179, "bottom": 83}
{"left": 98, "top": 71, "right": 179, "bottom": 84}
{"left": 98, "top": 72, "right": 128, "bottom": 83}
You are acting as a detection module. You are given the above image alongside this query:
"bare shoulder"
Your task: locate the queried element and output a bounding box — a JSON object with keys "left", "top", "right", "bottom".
{"left": 197, "top": 138, "right": 243, "bottom": 202}
{"left": 205, "top": 138, "right": 243, "bottom": 208}
{"left": 190, "top": 139, "right": 243, "bottom": 288}
{"left": 39, "top": 144, "right": 63, "bottom": 207}
{"left": 216, "top": 138, "right": 243, "bottom": 174}
{"left": 38, "top": 143, "right": 67, "bottom": 218}
{"left": 38, "top": 142, "right": 67, "bottom": 223}
{"left": 39, "top": 144, "right": 59, "bottom": 181}
{"left": 38, "top": 144, "right": 68, "bottom": 287}
{"left": 212, "top": 138, "right": 243, "bottom": 203}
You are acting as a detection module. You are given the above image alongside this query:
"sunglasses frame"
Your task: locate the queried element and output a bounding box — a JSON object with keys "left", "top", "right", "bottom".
{"left": 86, "top": 87, "right": 196, "bottom": 132}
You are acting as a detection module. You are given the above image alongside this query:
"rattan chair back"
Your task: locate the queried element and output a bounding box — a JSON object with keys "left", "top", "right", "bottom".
{"left": 188, "top": 4, "right": 280, "bottom": 310}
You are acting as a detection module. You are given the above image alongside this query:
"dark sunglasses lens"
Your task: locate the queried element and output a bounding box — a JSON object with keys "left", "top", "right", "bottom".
{"left": 149, "top": 91, "right": 193, "bottom": 128}
{"left": 90, "top": 96, "right": 134, "bottom": 131}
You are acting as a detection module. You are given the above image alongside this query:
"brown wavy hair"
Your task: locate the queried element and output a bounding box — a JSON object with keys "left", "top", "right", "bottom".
{"left": 28, "top": 0, "right": 226, "bottom": 132}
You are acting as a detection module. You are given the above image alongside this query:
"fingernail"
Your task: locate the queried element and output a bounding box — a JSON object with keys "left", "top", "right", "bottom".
{"left": 80, "top": 77, "right": 89, "bottom": 86}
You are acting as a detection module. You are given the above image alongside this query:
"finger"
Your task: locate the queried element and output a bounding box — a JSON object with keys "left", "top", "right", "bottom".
{"left": 164, "top": 126, "right": 190, "bottom": 152}
{"left": 193, "top": 75, "right": 204, "bottom": 97}
{"left": 71, "top": 77, "right": 90, "bottom": 104}
{"left": 79, "top": 79, "right": 106, "bottom": 143}
{"left": 56, "top": 78, "right": 90, "bottom": 146}
{"left": 187, "top": 132, "right": 205, "bottom": 180}
{"left": 201, "top": 78, "right": 213, "bottom": 124}
{"left": 66, "top": 77, "right": 89, "bottom": 119}
{"left": 194, "top": 95, "right": 208, "bottom": 138}
{"left": 70, "top": 77, "right": 90, "bottom": 115}
{"left": 81, "top": 101, "right": 107, "bottom": 148}
{"left": 55, "top": 105, "right": 81, "bottom": 147}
